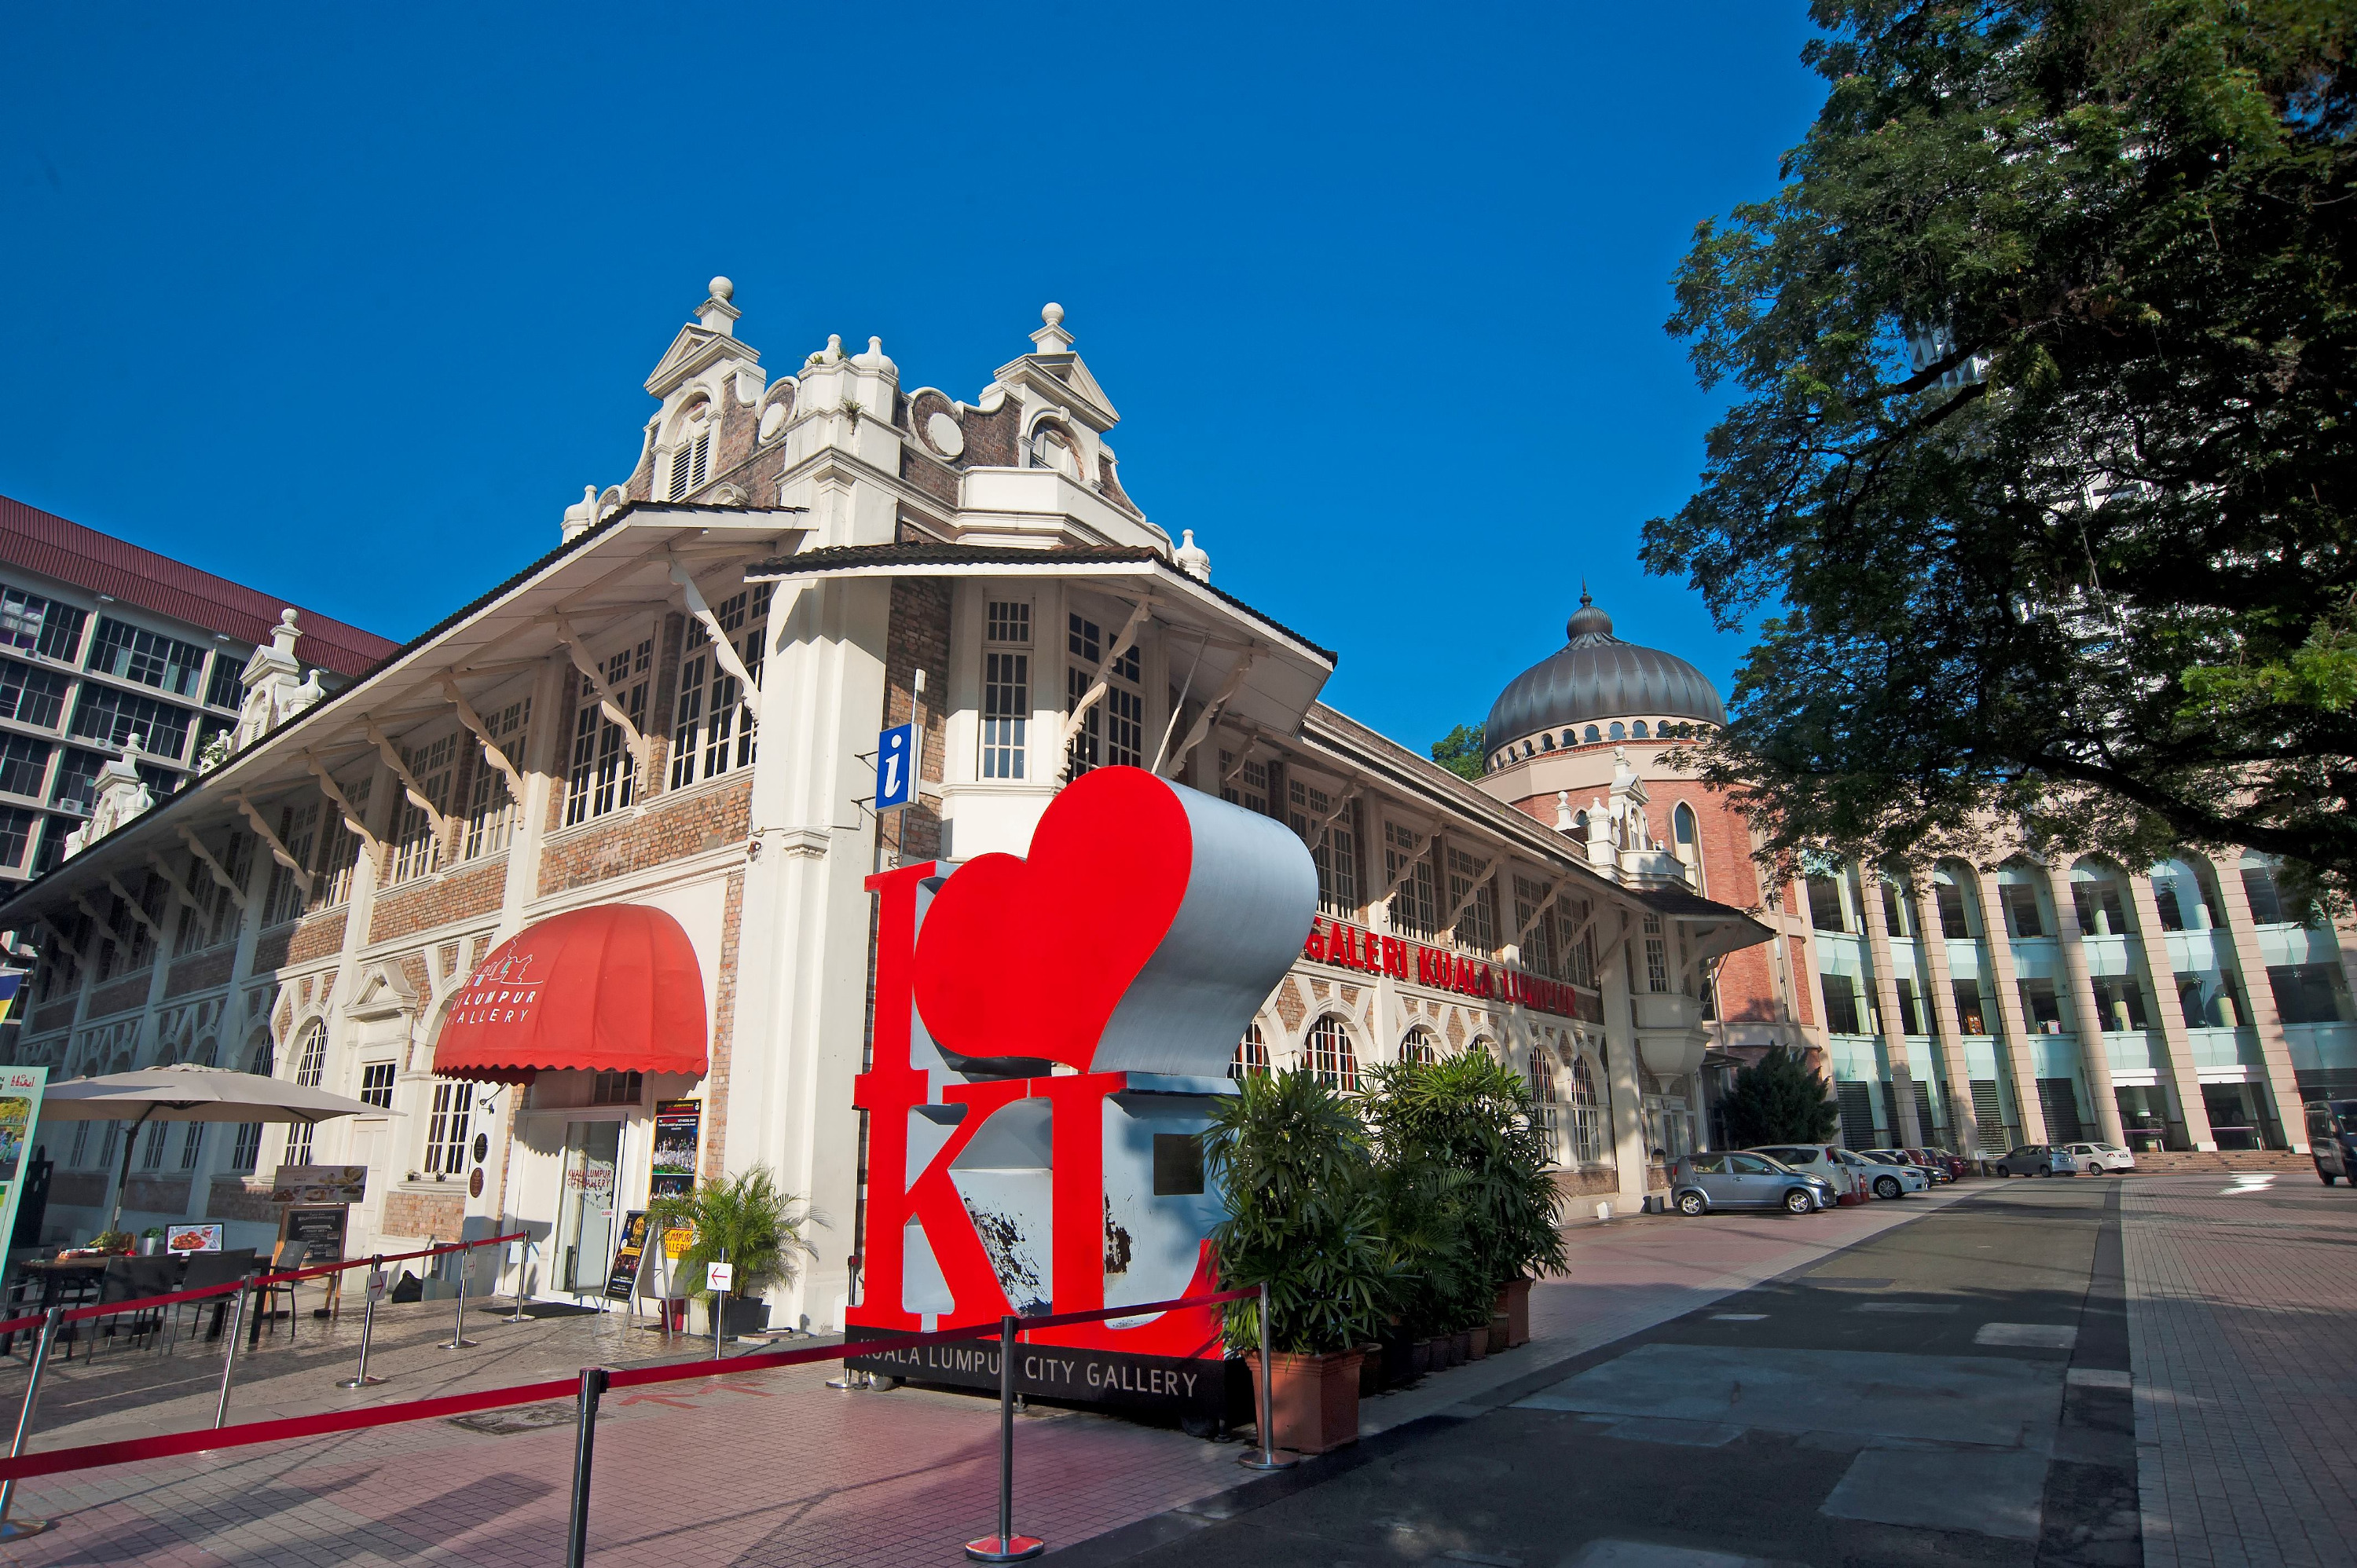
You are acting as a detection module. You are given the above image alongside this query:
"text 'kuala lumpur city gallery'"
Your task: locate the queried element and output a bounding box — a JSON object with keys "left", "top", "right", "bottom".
{"left": 2, "top": 280, "right": 2348, "bottom": 1326}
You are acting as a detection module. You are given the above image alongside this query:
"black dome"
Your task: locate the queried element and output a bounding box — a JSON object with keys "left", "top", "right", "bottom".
{"left": 1483, "top": 595, "right": 1726, "bottom": 750}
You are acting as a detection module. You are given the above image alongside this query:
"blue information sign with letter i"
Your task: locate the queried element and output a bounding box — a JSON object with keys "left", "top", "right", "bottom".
{"left": 875, "top": 723, "right": 914, "bottom": 810}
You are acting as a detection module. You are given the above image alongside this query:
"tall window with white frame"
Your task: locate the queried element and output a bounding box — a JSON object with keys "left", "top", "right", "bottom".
{"left": 261, "top": 800, "right": 320, "bottom": 926}
{"left": 1219, "top": 753, "right": 1274, "bottom": 816}
{"left": 1307, "top": 1015, "right": 1359, "bottom": 1092}
{"left": 387, "top": 734, "right": 456, "bottom": 884}
{"left": 1387, "top": 823, "right": 1438, "bottom": 940}
{"left": 665, "top": 407, "right": 713, "bottom": 500}
{"left": 463, "top": 696, "right": 531, "bottom": 858}
{"left": 1065, "top": 611, "right": 1142, "bottom": 778}
{"left": 1447, "top": 846, "right": 1498, "bottom": 953}
{"left": 1288, "top": 782, "right": 1360, "bottom": 918}
{"left": 670, "top": 587, "right": 770, "bottom": 789}
{"left": 1567, "top": 1054, "right": 1604, "bottom": 1164}
{"left": 314, "top": 776, "right": 370, "bottom": 908}
{"left": 423, "top": 1082, "right": 473, "bottom": 1176}
{"left": 284, "top": 1021, "right": 326, "bottom": 1166}
{"left": 1642, "top": 912, "right": 1671, "bottom": 993}
{"left": 566, "top": 638, "right": 651, "bottom": 824}
{"left": 1400, "top": 1028, "right": 1438, "bottom": 1065}
{"left": 981, "top": 600, "right": 1031, "bottom": 780}
{"left": 1528, "top": 1046, "right": 1562, "bottom": 1165}
{"left": 1229, "top": 1024, "right": 1270, "bottom": 1080}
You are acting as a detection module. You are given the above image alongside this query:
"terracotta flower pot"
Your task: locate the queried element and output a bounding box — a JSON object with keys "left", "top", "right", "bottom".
{"left": 1254, "top": 1349, "right": 1364, "bottom": 1454}
{"left": 1356, "top": 1344, "right": 1384, "bottom": 1397}
{"left": 1494, "top": 1278, "right": 1534, "bottom": 1347}
{"left": 1486, "top": 1313, "right": 1509, "bottom": 1355}
{"left": 1466, "top": 1324, "right": 1490, "bottom": 1361}
{"left": 1450, "top": 1328, "right": 1473, "bottom": 1365}
{"left": 1413, "top": 1337, "right": 1440, "bottom": 1376}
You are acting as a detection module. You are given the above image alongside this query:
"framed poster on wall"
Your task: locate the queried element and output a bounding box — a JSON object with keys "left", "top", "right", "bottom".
{"left": 0, "top": 1066, "right": 49, "bottom": 1255}
{"left": 650, "top": 1100, "right": 700, "bottom": 1197}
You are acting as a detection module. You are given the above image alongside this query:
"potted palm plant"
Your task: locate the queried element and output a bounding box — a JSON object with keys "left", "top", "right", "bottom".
{"left": 646, "top": 1167, "right": 823, "bottom": 1339}
{"left": 1204, "top": 1066, "right": 1394, "bottom": 1453}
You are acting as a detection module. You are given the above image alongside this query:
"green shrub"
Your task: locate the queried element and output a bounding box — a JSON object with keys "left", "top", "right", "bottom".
{"left": 646, "top": 1167, "right": 823, "bottom": 1303}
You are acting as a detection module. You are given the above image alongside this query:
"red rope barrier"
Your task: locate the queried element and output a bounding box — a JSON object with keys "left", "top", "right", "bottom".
{"left": 0, "top": 1288, "right": 1255, "bottom": 1483}
{"left": 25, "top": 1232, "right": 532, "bottom": 1328}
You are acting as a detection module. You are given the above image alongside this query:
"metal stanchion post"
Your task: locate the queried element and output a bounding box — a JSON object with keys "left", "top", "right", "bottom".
{"left": 826, "top": 1255, "right": 872, "bottom": 1390}
{"left": 0, "top": 1307, "right": 64, "bottom": 1540}
{"left": 963, "top": 1314, "right": 1043, "bottom": 1563}
{"left": 440, "top": 1244, "right": 478, "bottom": 1350}
{"left": 338, "top": 1260, "right": 387, "bottom": 1388}
{"left": 508, "top": 1239, "right": 529, "bottom": 1324}
{"left": 710, "top": 1247, "right": 727, "bottom": 1362}
{"left": 563, "top": 1365, "right": 608, "bottom": 1568}
{"left": 214, "top": 1286, "right": 249, "bottom": 1430}
{"left": 1238, "top": 1281, "right": 1298, "bottom": 1471}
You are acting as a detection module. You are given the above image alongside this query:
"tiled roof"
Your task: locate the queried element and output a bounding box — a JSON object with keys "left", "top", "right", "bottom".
{"left": 0, "top": 495, "right": 400, "bottom": 680}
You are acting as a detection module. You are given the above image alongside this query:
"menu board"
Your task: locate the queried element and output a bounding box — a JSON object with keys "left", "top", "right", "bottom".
{"left": 0, "top": 1067, "right": 48, "bottom": 1256}
{"left": 270, "top": 1164, "right": 368, "bottom": 1204}
{"left": 167, "top": 1222, "right": 224, "bottom": 1253}
{"left": 279, "top": 1205, "right": 350, "bottom": 1269}
{"left": 605, "top": 1210, "right": 649, "bottom": 1302}
{"left": 650, "top": 1101, "right": 700, "bottom": 1197}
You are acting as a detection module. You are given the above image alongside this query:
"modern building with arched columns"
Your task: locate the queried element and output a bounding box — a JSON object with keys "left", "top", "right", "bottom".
{"left": 1476, "top": 600, "right": 2356, "bottom": 1159}
{"left": 0, "top": 282, "right": 1769, "bottom": 1329}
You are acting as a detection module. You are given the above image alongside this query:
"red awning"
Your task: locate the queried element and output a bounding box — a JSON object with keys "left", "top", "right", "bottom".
{"left": 431, "top": 904, "right": 708, "bottom": 1085}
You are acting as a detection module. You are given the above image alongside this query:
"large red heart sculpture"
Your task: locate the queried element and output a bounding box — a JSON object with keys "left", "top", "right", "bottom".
{"left": 913, "top": 767, "right": 1194, "bottom": 1072}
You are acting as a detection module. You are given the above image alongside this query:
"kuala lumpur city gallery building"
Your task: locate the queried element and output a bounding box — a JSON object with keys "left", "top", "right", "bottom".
{"left": 0, "top": 284, "right": 1781, "bottom": 1324}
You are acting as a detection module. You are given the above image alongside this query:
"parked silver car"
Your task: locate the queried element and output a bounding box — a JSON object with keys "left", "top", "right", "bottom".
{"left": 1750, "top": 1144, "right": 1867, "bottom": 1200}
{"left": 1992, "top": 1144, "right": 2081, "bottom": 1178}
{"left": 1857, "top": 1150, "right": 1934, "bottom": 1197}
{"left": 2062, "top": 1141, "right": 2136, "bottom": 1174}
{"left": 1671, "top": 1152, "right": 1832, "bottom": 1216}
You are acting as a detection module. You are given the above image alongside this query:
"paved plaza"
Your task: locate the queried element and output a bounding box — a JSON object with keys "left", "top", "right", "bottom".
{"left": 0, "top": 1176, "right": 2348, "bottom": 1564}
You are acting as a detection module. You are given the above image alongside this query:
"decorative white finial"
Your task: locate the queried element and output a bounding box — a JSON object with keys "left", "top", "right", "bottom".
{"left": 1175, "top": 529, "right": 1211, "bottom": 582}
{"left": 1042, "top": 302, "right": 1064, "bottom": 327}
{"left": 709, "top": 277, "right": 734, "bottom": 302}
{"left": 868, "top": 335, "right": 882, "bottom": 355}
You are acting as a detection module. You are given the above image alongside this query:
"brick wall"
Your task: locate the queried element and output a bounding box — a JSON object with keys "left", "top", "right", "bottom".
{"left": 86, "top": 971, "right": 151, "bottom": 1019}
{"left": 1552, "top": 1167, "right": 1621, "bottom": 1201}
{"left": 882, "top": 578, "right": 951, "bottom": 863}
{"left": 251, "top": 928, "right": 291, "bottom": 973}
{"left": 383, "top": 1189, "right": 466, "bottom": 1242}
{"left": 702, "top": 869, "right": 746, "bottom": 1181}
{"left": 208, "top": 1175, "right": 280, "bottom": 1224}
{"left": 538, "top": 775, "right": 753, "bottom": 896}
{"left": 50, "top": 1171, "right": 106, "bottom": 1208}
{"left": 31, "top": 1001, "right": 75, "bottom": 1036}
{"left": 369, "top": 859, "right": 506, "bottom": 945}
{"left": 900, "top": 445, "right": 959, "bottom": 505}
{"left": 286, "top": 907, "right": 349, "bottom": 967}
{"left": 165, "top": 947, "right": 236, "bottom": 998}
{"left": 125, "top": 1175, "right": 192, "bottom": 1213}
{"left": 959, "top": 397, "right": 1019, "bottom": 468}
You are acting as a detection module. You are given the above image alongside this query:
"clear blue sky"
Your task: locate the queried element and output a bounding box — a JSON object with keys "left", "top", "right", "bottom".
{"left": 0, "top": 2, "right": 1824, "bottom": 754}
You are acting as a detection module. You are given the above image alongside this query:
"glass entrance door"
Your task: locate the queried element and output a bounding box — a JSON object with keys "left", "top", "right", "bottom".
{"left": 554, "top": 1121, "right": 622, "bottom": 1295}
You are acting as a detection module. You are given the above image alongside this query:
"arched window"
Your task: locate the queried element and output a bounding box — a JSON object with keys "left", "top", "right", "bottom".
{"left": 1566, "top": 1055, "right": 1604, "bottom": 1164}
{"left": 1541, "top": 734, "right": 1554, "bottom": 751}
{"left": 1632, "top": 720, "right": 1649, "bottom": 739}
{"left": 284, "top": 1020, "right": 326, "bottom": 1164}
{"left": 1230, "top": 1024, "right": 1270, "bottom": 1080}
{"left": 1608, "top": 721, "right": 1626, "bottom": 741}
{"left": 1307, "top": 1015, "right": 1358, "bottom": 1092}
{"left": 1400, "top": 1028, "right": 1438, "bottom": 1065}
{"left": 1528, "top": 1046, "right": 1561, "bottom": 1163}
{"left": 1028, "top": 422, "right": 1077, "bottom": 478}
{"left": 665, "top": 404, "right": 713, "bottom": 500}
{"left": 1468, "top": 1034, "right": 1498, "bottom": 1063}
{"left": 1583, "top": 725, "right": 1600, "bottom": 744}
{"left": 1673, "top": 803, "right": 1696, "bottom": 848}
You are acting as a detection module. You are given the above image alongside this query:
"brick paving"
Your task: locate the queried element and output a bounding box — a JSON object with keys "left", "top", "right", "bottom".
{"left": 0, "top": 1191, "right": 1969, "bottom": 1566}
{"left": 2123, "top": 1173, "right": 2357, "bottom": 1567}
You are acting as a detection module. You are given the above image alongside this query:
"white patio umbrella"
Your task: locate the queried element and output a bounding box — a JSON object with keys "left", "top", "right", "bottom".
{"left": 40, "top": 1064, "right": 390, "bottom": 1233}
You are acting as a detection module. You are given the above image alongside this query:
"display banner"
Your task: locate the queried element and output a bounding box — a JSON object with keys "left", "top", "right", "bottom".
{"left": 270, "top": 1165, "right": 368, "bottom": 1204}
{"left": 650, "top": 1100, "right": 700, "bottom": 1198}
{"left": 0, "top": 1066, "right": 48, "bottom": 1258}
{"left": 847, "top": 1328, "right": 1249, "bottom": 1420}
{"left": 605, "top": 1211, "right": 649, "bottom": 1302}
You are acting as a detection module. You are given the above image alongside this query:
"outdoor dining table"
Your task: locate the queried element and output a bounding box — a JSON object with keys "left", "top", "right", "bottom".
{"left": 2, "top": 1256, "right": 147, "bottom": 1356}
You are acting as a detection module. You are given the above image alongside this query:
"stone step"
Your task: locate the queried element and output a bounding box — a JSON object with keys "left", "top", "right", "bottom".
{"left": 2126, "top": 1149, "right": 2311, "bottom": 1174}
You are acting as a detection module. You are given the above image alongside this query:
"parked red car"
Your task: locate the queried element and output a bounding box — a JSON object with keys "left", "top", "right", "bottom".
{"left": 1909, "top": 1147, "right": 1968, "bottom": 1180}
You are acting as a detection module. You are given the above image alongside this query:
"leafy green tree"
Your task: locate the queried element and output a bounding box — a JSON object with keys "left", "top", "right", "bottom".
{"left": 1430, "top": 723, "right": 1488, "bottom": 780}
{"left": 1644, "top": 2, "right": 2357, "bottom": 894}
{"left": 1719, "top": 1046, "right": 1843, "bottom": 1148}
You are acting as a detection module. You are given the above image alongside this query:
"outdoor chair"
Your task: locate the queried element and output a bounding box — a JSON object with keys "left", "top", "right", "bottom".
{"left": 252, "top": 1240, "right": 305, "bottom": 1343}
{"left": 82, "top": 1256, "right": 177, "bottom": 1361}
{"left": 163, "top": 1247, "right": 256, "bottom": 1353}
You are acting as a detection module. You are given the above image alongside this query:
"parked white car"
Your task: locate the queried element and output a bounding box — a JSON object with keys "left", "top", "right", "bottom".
{"left": 1844, "top": 1148, "right": 1931, "bottom": 1198}
{"left": 1749, "top": 1144, "right": 1868, "bottom": 1200}
{"left": 2062, "top": 1141, "right": 2136, "bottom": 1174}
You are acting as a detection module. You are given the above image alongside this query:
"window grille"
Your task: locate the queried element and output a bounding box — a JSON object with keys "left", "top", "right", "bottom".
{"left": 1289, "top": 782, "right": 1359, "bottom": 918}
{"left": 1528, "top": 1048, "right": 1561, "bottom": 1163}
{"left": 1307, "top": 1015, "right": 1358, "bottom": 1093}
{"left": 262, "top": 800, "right": 319, "bottom": 926}
{"left": 68, "top": 685, "right": 192, "bottom": 761}
{"left": 566, "top": 639, "right": 651, "bottom": 824}
{"left": 592, "top": 1069, "right": 643, "bottom": 1105}
{"left": 204, "top": 654, "right": 246, "bottom": 711}
{"left": 87, "top": 618, "right": 207, "bottom": 696}
{"left": 1447, "top": 846, "right": 1497, "bottom": 953}
{"left": 424, "top": 1081, "right": 474, "bottom": 1175}
{"left": 1567, "top": 1056, "right": 1604, "bottom": 1164}
{"left": 70, "top": 1120, "right": 91, "bottom": 1167}
{"left": 1400, "top": 1028, "right": 1438, "bottom": 1065}
{"left": 360, "top": 1062, "right": 395, "bottom": 1108}
{"left": 387, "top": 734, "right": 456, "bottom": 883}
{"left": 0, "top": 806, "right": 33, "bottom": 872}
{"left": 1387, "top": 822, "right": 1437, "bottom": 939}
{"left": 669, "top": 590, "right": 767, "bottom": 789}
{"left": 463, "top": 697, "right": 531, "bottom": 858}
{"left": 982, "top": 650, "right": 1030, "bottom": 780}
{"left": 0, "top": 658, "right": 68, "bottom": 727}
{"left": 1219, "top": 752, "right": 1273, "bottom": 816}
{"left": 140, "top": 1119, "right": 169, "bottom": 1169}
{"left": 1643, "top": 913, "right": 1670, "bottom": 993}
{"left": 317, "top": 775, "right": 369, "bottom": 908}
{"left": 1063, "top": 613, "right": 1142, "bottom": 779}
{"left": 1229, "top": 1025, "right": 1270, "bottom": 1079}
{"left": 170, "top": 832, "right": 253, "bottom": 952}
{"left": 986, "top": 600, "right": 1031, "bottom": 646}
{"left": 667, "top": 429, "right": 713, "bottom": 499}
{"left": 0, "top": 734, "right": 49, "bottom": 799}
{"left": 0, "top": 584, "right": 86, "bottom": 661}
{"left": 232, "top": 1121, "right": 262, "bottom": 1172}
{"left": 178, "top": 1123, "right": 206, "bottom": 1170}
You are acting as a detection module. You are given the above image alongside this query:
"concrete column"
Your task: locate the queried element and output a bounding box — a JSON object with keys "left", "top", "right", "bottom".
{"left": 1860, "top": 879, "right": 1925, "bottom": 1147}
{"left": 1910, "top": 884, "right": 1979, "bottom": 1155}
{"left": 2121, "top": 870, "right": 2216, "bottom": 1149}
{"left": 1597, "top": 912, "right": 1650, "bottom": 1213}
{"left": 2205, "top": 855, "right": 2311, "bottom": 1152}
{"left": 1974, "top": 869, "right": 2049, "bottom": 1145}
{"left": 2044, "top": 868, "right": 2128, "bottom": 1145}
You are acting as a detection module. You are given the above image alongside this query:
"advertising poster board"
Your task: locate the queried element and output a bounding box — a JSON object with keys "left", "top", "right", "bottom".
{"left": 0, "top": 1065, "right": 48, "bottom": 1256}
{"left": 650, "top": 1100, "right": 700, "bottom": 1198}
{"left": 270, "top": 1164, "right": 368, "bottom": 1204}
{"left": 167, "top": 1222, "right": 225, "bottom": 1253}
{"left": 279, "top": 1205, "right": 350, "bottom": 1269}
{"left": 605, "top": 1210, "right": 649, "bottom": 1302}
